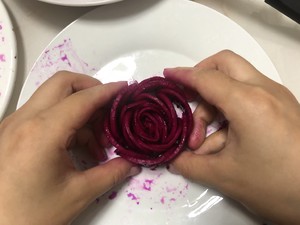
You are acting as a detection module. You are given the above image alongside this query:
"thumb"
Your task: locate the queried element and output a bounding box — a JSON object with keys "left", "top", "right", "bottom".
{"left": 75, "top": 157, "right": 141, "bottom": 203}
{"left": 169, "top": 151, "right": 222, "bottom": 189}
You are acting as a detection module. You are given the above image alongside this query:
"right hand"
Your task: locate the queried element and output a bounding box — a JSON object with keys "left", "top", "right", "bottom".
{"left": 164, "top": 50, "right": 300, "bottom": 225}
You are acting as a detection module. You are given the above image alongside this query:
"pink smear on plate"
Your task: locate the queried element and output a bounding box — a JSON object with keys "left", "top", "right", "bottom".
{"left": 160, "top": 196, "right": 165, "bottom": 204}
{"left": 103, "top": 147, "right": 192, "bottom": 209}
{"left": 120, "top": 168, "right": 189, "bottom": 210}
{"left": 143, "top": 179, "right": 154, "bottom": 191}
{"left": 31, "top": 38, "right": 96, "bottom": 88}
{"left": 127, "top": 192, "right": 140, "bottom": 205}
{"left": 0, "top": 54, "right": 5, "bottom": 62}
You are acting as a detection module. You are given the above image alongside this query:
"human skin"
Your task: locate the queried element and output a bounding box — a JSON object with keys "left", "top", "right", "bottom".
{"left": 0, "top": 72, "right": 140, "bottom": 225}
{"left": 1, "top": 51, "right": 300, "bottom": 225}
{"left": 164, "top": 50, "right": 300, "bottom": 225}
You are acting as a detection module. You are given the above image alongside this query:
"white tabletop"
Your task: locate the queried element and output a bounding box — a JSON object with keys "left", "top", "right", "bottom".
{"left": 2, "top": 0, "right": 300, "bottom": 118}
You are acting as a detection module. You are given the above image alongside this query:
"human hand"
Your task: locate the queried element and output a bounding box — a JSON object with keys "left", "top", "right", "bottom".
{"left": 0, "top": 72, "right": 140, "bottom": 225}
{"left": 164, "top": 50, "right": 300, "bottom": 225}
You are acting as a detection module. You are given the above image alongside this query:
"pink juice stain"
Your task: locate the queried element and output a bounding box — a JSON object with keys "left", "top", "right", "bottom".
{"left": 121, "top": 168, "right": 190, "bottom": 210}
{"left": 0, "top": 54, "right": 5, "bottom": 62}
{"left": 166, "top": 186, "right": 177, "bottom": 193}
{"left": 160, "top": 196, "right": 165, "bottom": 204}
{"left": 143, "top": 179, "right": 154, "bottom": 191}
{"left": 60, "top": 53, "right": 71, "bottom": 67}
{"left": 127, "top": 192, "right": 140, "bottom": 205}
{"left": 31, "top": 38, "right": 97, "bottom": 88}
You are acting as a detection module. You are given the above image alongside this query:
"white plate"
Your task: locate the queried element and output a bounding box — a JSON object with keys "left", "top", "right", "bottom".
{"left": 0, "top": 2, "right": 17, "bottom": 120}
{"left": 18, "top": 0, "right": 280, "bottom": 224}
{"left": 37, "top": 0, "right": 123, "bottom": 7}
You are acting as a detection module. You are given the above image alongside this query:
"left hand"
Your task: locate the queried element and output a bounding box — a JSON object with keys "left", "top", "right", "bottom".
{"left": 0, "top": 71, "right": 140, "bottom": 225}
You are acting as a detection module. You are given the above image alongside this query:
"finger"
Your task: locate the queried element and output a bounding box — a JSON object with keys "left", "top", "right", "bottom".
{"left": 75, "top": 127, "right": 107, "bottom": 162}
{"left": 45, "top": 81, "right": 127, "bottom": 133}
{"left": 195, "top": 50, "right": 291, "bottom": 103}
{"left": 189, "top": 100, "right": 217, "bottom": 149}
{"left": 194, "top": 127, "right": 228, "bottom": 155}
{"left": 74, "top": 158, "right": 141, "bottom": 203}
{"left": 181, "top": 85, "right": 199, "bottom": 102}
{"left": 25, "top": 71, "right": 101, "bottom": 112}
{"left": 164, "top": 67, "right": 242, "bottom": 120}
{"left": 93, "top": 112, "right": 111, "bottom": 148}
{"left": 169, "top": 151, "right": 222, "bottom": 188}
{"left": 194, "top": 50, "right": 264, "bottom": 84}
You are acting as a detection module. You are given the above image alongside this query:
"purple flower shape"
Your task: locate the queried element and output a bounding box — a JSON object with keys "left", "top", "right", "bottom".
{"left": 104, "top": 76, "right": 193, "bottom": 167}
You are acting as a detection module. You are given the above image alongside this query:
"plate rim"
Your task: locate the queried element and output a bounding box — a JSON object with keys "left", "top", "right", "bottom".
{"left": 17, "top": 0, "right": 281, "bottom": 110}
{"left": 37, "top": 0, "right": 123, "bottom": 7}
{"left": 0, "top": 1, "right": 17, "bottom": 120}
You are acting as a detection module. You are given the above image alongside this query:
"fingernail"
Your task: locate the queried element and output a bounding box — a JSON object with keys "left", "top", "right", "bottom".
{"left": 128, "top": 166, "right": 141, "bottom": 177}
{"left": 194, "top": 148, "right": 207, "bottom": 155}
{"left": 163, "top": 68, "right": 176, "bottom": 76}
{"left": 167, "top": 164, "right": 180, "bottom": 175}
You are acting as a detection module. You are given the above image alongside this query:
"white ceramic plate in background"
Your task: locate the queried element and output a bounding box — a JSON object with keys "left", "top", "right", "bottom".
{"left": 37, "top": 0, "right": 123, "bottom": 7}
{"left": 18, "top": 0, "right": 280, "bottom": 224}
{"left": 0, "top": 1, "right": 17, "bottom": 120}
